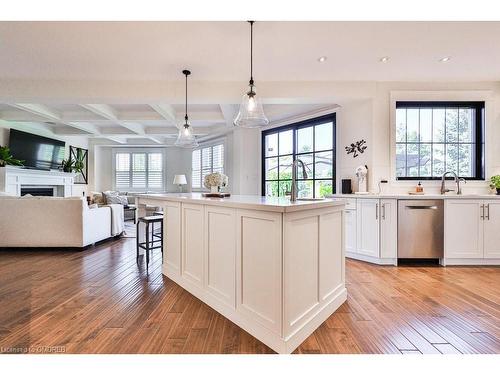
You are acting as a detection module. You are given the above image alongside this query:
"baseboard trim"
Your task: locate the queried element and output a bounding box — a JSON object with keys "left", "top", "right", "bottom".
{"left": 346, "top": 252, "right": 397, "bottom": 266}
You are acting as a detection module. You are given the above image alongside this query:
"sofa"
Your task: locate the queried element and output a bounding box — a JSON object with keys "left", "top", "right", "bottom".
{"left": 0, "top": 196, "right": 123, "bottom": 248}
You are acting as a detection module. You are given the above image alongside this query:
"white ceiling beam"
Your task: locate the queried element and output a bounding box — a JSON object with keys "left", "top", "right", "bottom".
{"left": 8, "top": 103, "right": 100, "bottom": 135}
{"left": 219, "top": 104, "right": 238, "bottom": 127}
{"left": 103, "top": 136, "right": 128, "bottom": 145}
{"left": 80, "top": 104, "right": 145, "bottom": 134}
{"left": 0, "top": 119, "right": 55, "bottom": 136}
{"left": 149, "top": 104, "right": 178, "bottom": 128}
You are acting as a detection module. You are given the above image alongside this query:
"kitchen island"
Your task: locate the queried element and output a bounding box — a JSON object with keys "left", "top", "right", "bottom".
{"left": 136, "top": 193, "right": 346, "bottom": 353}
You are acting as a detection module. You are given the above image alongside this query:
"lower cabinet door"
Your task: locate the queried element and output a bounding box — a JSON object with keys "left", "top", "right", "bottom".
{"left": 164, "top": 202, "right": 181, "bottom": 274}
{"left": 356, "top": 199, "right": 380, "bottom": 258}
{"left": 204, "top": 206, "right": 236, "bottom": 307}
{"left": 483, "top": 201, "right": 500, "bottom": 258}
{"left": 445, "top": 200, "right": 483, "bottom": 259}
{"left": 380, "top": 199, "right": 397, "bottom": 260}
{"left": 181, "top": 203, "right": 204, "bottom": 286}
{"left": 344, "top": 209, "right": 357, "bottom": 254}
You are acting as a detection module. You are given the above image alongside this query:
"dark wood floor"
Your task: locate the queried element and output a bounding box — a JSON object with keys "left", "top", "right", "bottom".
{"left": 0, "top": 237, "right": 499, "bottom": 354}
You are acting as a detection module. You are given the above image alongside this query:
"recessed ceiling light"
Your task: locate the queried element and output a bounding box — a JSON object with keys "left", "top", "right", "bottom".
{"left": 439, "top": 56, "right": 451, "bottom": 63}
{"left": 317, "top": 56, "right": 327, "bottom": 63}
{"left": 379, "top": 56, "right": 390, "bottom": 63}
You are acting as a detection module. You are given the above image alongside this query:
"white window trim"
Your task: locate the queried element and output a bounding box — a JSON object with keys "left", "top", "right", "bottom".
{"left": 389, "top": 90, "right": 494, "bottom": 188}
{"left": 111, "top": 147, "right": 167, "bottom": 192}
{"left": 191, "top": 138, "right": 226, "bottom": 192}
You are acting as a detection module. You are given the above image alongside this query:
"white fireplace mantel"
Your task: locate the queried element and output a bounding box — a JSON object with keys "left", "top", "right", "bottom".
{"left": 0, "top": 166, "right": 76, "bottom": 197}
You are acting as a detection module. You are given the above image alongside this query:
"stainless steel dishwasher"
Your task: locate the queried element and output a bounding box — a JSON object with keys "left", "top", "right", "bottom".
{"left": 398, "top": 200, "right": 444, "bottom": 259}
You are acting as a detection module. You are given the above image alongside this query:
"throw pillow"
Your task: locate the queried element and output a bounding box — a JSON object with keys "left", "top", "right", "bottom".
{"left": 105, "top": 193, "right": 128, "bottom": 206}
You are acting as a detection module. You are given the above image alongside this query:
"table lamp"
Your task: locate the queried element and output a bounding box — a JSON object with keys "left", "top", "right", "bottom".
{"left": 173, "top": 174, "right": 187, "bottom": 193}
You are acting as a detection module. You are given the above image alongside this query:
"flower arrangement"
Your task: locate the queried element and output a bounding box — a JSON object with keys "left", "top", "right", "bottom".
{"left": 204, "top": 172, "right": 228, "bottom": 192}
{"left": 490, "top": 175, "right": 500, "bottom": 195}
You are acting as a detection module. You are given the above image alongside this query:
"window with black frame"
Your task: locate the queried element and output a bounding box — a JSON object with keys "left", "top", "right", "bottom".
{"left": 262, "top": 114, "right": 336, "bottom": 198}
{"left": 395, "top": 101, "right": 485, "bottom": 180}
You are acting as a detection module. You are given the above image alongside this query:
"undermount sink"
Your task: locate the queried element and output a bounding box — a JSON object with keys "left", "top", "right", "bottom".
{"left": 296, "top": 198, "right": 325, "bottom": 201}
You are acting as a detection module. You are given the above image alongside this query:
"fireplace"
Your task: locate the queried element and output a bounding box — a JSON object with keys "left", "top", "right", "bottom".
{"left": 20, "top": 187, "right": 56, "bottom": 197}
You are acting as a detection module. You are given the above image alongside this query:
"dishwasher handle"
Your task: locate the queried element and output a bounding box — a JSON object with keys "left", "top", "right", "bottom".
{"left": 405, "top": 205, "right": 438, "bottom": 210}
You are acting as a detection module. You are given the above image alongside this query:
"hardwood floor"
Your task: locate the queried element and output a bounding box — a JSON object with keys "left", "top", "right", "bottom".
{"left": 0, "top": 237, "right": 499, "bottom": 354}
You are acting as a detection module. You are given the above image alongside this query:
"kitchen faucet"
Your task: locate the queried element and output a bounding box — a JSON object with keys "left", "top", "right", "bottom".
{"left": 440, "top": 171, "right": 466, "bottom": 195}
{"left": 289, "top": 158, "right": 308, "bottom": 202}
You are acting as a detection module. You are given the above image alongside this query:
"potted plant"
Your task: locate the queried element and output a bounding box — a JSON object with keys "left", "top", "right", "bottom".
{"left": 61, "top": 159, "right": 75, "bottom": 173}
{"left": 72, "top": 152, "right": 85, "bottom": 174}
{"left": 490, "top": 175, "right": 500, "bottom": 195}
{"left": 0, "top": 146, "right": 23, "bottom": 167}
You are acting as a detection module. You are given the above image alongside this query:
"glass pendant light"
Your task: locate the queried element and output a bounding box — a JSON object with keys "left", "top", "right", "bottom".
{"left": 175, "top": 69, "right": 199, "bottom": 148}
{"left": 233, "top": 21, "right": 269, "bottom": 128}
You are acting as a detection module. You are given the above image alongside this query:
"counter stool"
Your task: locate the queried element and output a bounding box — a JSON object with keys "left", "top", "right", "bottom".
{"left": 136, "top": 215, "right": 163, "bottom": 271}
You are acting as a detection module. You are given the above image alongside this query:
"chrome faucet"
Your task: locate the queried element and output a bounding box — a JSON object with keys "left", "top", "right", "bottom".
{"left": 289, "top": 159, "right": 308, "bottom": 202}
{"left": 441, "top": 171, "right": 466, "bottom": 195}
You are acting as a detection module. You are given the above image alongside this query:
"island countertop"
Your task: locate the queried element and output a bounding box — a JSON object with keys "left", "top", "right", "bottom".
{"left": 137, "top": 193, "right": 345, "bottom": 212}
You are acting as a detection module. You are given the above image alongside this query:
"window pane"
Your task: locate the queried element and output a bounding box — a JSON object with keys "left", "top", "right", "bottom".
{"left": 278, "top": 181, "right": 292, "bottom": 197}
{"left": 433, "top": 108, "right": 445, "bottom": 142}
{"left": 192, "top": 149, "right": 201, "bottom": 189}
{"left": 446, "top": 144, "right": 459, "bottom": 175}
{"left": 115, "top": 153, "right": 130, "bottom": 188}
{"left": 445, "top": 108, "right": 458, "bottom": 142}
{"left": 315, "top": 122, "right": 333, "bottom": 151}
{"left": 279, "top": 155, "right": 293, "bottom": 180}
{"left": 315, "top": 151, "right": 333, "bottom": 179}
{"left": 406, "top": 144, "right": 418, "bottom": 176}
{"left": 265, "top": 133, "right": 278, "bottom": 157}
{"left": 265, "top": 181, "right": 279, "bottom": 197}
{"left": 297, "top": 180, "right": 313, "bottom": 198}
{"left": 116, "top": 153, "right": 130, "bottom": 171}
{"left": 396, "top": 144, "right": 406, "bottom": 177}
{"left": 296, "top": 126, "right": 313, "bottom": 153}
{"left": 419, "top": 144, "right": 431, "bottom": 177}
{"left": 315, "top": 180, "right": 333, "bottom": 198}
{"left": 396, "top": 108, "right": 406, "bottom": 142}
{"left": 201, "top": 147, "right": 212, "bottom": 169}
{"left": 459, "top": 144, "right": 473, "bottom": 177}
{"left": 459, "top": 108, "right": 473, "bottom": 143}
{"left": 432, "top": 144, "right": 445, "bottom": 177}
{"left": 265, "top": 157, "right": 278, "bottom": 180}
{"left": 419, "top": 108, "right": 432, "bottom": 142}
{"left": 406, "top": 109, "right": 419, "bottom": 142}
{"left": 296, "top": 153, "right": 313, "bottom": 179}
{"left": 279, "top": 130, "right": 293, "bottom": 155}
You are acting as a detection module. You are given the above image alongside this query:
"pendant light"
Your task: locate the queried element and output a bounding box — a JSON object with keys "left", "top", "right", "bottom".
{"left": 175, "top": 69, "right": 199, "bottom": 148}
{"left": 233, "top": 21, "right": 269, "bottom": 128}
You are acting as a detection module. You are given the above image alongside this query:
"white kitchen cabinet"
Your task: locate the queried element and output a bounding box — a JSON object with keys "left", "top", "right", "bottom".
{"left": 356, "top": 199, "right": 380, "bottom": 258}
{"left": 344, "top": 209, "right": 357, "bottom": 254}
{"left": 380, "top": 199, "right": 397, "bottom": 260}
{"left": 444, "top": 200, "right": 484, "bottom": 259}
{"left": 483, "top": 201, "right": 500, "bottom": 258}
{"left": 163, "top": 201, "right": 182, "bottom": 275}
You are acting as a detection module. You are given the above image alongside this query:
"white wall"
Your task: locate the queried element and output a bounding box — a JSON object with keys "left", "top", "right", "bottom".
{"left": 0, "top": 124, "right": 90, "bottom": 197}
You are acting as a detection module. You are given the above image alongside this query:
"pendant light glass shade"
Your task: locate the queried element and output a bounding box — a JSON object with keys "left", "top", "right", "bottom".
{"left": 175, "top": 122, "right": 199, "bottom": 148}
{"left": 233, "top": 84, "right": 269, "bottom": 128}
{"left": 233, "top": 21, "right": 269, "bottom": 128}
{"left": 175, "top": 69, "right": 198, "bottom": 148}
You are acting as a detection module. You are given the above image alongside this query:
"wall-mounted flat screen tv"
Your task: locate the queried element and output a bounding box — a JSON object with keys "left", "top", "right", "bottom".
{"left": 9, "top": 129, "right": 65, "bottom": 170}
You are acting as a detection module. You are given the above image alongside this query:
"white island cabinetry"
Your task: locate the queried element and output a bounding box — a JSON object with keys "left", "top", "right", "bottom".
{"left": 136, "top": 194, "right": 347, "bottom": 354}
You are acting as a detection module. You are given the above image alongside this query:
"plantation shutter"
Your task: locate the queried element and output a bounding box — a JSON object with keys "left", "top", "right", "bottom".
{"left": 212, "top": 144, "right": 224, "bottom": 174}
{"left": 115, "top": 153, "right": 130, "bottom": 188}
{"left": 132, "top": 153, "right": 146, "bottom": 188}
{"left": 147, "top": 153, "right": 163, "bottom": 188}
{"left": 192, "top": 149, "right": 201, "bottom": 189}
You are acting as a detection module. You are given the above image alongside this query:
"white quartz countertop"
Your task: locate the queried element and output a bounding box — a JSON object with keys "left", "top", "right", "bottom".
{"left": 330, "top": 193, "right": 500, "bottom": 200}
{"left": 137, "top": 193, "right": 345, "bottom": 212}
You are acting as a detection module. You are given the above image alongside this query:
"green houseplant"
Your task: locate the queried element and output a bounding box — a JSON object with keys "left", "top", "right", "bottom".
{"left": 0, "top": 146, "right": 24, "bottom": 167}
{"left": 490, "top": 175, "right": 500, "bottom": 195}
{"left": 61, "top": 159, "right": 75, "bottom": 173}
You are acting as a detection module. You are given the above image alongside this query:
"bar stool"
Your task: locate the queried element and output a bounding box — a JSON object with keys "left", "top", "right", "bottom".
{"left": 136, "top": 215, "right": 163, "bottom": 271}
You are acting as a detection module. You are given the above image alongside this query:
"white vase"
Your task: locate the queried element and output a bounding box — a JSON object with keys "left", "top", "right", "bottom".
{"left": 210, "top": 186, "right": 219, "bottom": 194}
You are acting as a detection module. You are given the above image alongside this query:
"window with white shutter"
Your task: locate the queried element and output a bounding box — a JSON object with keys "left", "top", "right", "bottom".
{"left": 191, "top": 143, "right": 225, "bottom": 189}
{"left": 113, "top": 149, "right": 165, "bottom": 191}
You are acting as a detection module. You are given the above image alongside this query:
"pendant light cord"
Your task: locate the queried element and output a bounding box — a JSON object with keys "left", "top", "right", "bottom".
{"left": 249, "top": 20, "right": 254, "bottom": 86}
{"left": 185, "top": 72, "right": 188, "bottom": 121}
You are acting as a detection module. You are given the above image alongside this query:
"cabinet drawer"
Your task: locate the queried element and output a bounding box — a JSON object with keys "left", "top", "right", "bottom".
{"left": 344, "top": 198, "right": 357, "bottom": 210}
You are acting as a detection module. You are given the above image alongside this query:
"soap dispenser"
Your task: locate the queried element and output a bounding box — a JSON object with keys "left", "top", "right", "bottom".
{"left": 416, "top": 181, "right": 424, "bottom": 193}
